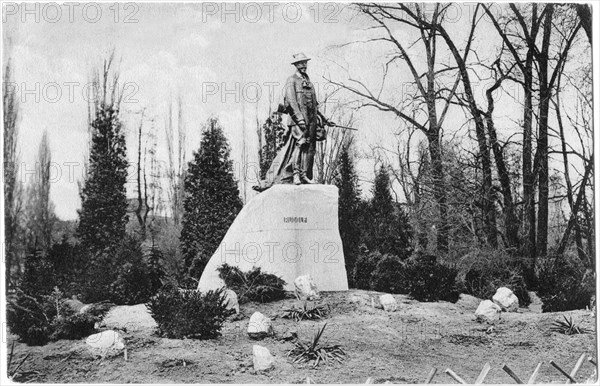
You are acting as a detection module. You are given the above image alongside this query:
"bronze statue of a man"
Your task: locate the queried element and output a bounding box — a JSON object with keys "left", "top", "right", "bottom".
{"left": 284, "top": 52, "right": 333, "bottom": 184}
{"left": 253, "top": 53, "right": 334, "bottom": 191}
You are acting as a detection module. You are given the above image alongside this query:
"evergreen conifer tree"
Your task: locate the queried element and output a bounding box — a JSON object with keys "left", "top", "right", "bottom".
{"left": 181, "top": 118, "right": 243, "bottom": 283}
{"left": 366, "top": 165, "right": 413, "bottom": 258}
{"left": 77, "top": 105, "right": 129, "bottom": 256}
{"left": 334, "top": 145, "right": 362, "bottom": 287}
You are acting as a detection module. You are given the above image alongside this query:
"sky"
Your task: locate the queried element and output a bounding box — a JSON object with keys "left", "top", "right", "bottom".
{"left": 2, "top": 2, "right": 593, "bottom": 221}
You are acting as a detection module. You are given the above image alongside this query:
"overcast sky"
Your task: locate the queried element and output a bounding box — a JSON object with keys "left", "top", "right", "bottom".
{"left": 3, "top": 2, "right": 591, "bottom": 220}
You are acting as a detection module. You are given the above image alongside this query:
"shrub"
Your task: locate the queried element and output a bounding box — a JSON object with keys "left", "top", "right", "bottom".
{"left": 7, "top": 287, "right": 107, "bottom": 346}
{"left": 536, "top": 254, "right": 593, "bottom": 312}
{"left": 403, "top": 254, "right": 458, "bottom": 302}
{"left": 217, "top": 264, "right": 286, "bottom": 303}
{"left": 369, "top": 254, "right": 407, "bottom": 294}
{"left": 462, "top": 249, "right": 531, "bottom": 306}
{"left": 47, "top": 237, "right": 85, "bottom": 297}
{"left": 352, "top": 246, "right": 380, "bottom": 290}
{"left": 147, "top": 285, "right": 232, "bottom": 339}
{"left": 82, "top": 236, "right": 164, "bottom": 305}
{"left": 369, "top": 253, "right": 458, "bottom": 302}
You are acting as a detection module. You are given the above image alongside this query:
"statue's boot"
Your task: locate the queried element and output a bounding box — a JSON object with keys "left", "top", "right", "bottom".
{"left": 293, "top": 172, "right": 302, "bottom": 185}
{"left": 300, "top": 173, "right": 315, "bottom": 184}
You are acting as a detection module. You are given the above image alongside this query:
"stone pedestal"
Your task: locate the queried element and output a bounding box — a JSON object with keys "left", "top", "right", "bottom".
{"left": 197, "top": 184, "right": 348, "bottom": 292}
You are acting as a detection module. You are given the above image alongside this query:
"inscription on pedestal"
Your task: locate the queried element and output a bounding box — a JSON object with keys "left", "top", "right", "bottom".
{"left": 283, "top": 216, "right": 308, "bottom": 223}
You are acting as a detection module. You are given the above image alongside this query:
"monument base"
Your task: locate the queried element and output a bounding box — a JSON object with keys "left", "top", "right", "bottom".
{"left": 197, "top": 184, "right": 349, "bottom": 292}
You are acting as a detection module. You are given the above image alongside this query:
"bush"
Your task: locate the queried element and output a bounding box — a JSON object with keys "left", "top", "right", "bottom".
{"left": 82, "top": 236, "right": 164, "bottom": 305}
{"left": 7, "top": 287, "right": 107, "bottom": 346}
{"left": 217, "top": 264, "right": 286, "bottom": 303}
{"left": 353, "top": 246, "right": 380, "bottom": 290}
{"left": 462, "top": 249, "right": 531, "bottom": 307}
{"left": 369, "top": 254, "right": 407, "bottom": 294}
{"left": 48, "top": 238, "right": 87, "bottom": 298}
{"left": 369, "top": 253, "right": 458, "bottom": 302}
{"left": 537, "top": 254, "right": 594, "bottom": 312}
{"left": 403, "top": 254, "right": 458, "bottom": 302}
{"left": 147, "top": 285, "right": 232, "bottom": 339}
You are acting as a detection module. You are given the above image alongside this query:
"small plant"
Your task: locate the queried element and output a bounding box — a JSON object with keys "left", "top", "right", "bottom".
{"left": 217, "top": 264, "right": 286, "bottom": 303}
{"left": 282, "top": 301, "right": 329, "bottom": 322}
{"left": 550, "top": 315, "right": 590, "bottom": 335}
{"left": 286, "top": 323, "right": 345, "bottom": 367}
{"left": 7, "top": 287, "right": 109, "bottom": 345}
{"left": 537, "top": 254, "right": 593, "bottom": 312}
{"left": 147, "top": 285, "right": 233, "bottom": 339}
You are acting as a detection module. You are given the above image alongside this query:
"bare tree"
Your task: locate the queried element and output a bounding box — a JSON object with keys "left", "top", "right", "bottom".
{"left": 328, "top": 3, "right": 468, "bottom": 253}
{"left": 165, "top": 95, "right": 186, "bottom": 225}
{"left": 315, "top": 97, "right": 356, "bottom": 184}
{"left": 3, "top": 59, "right": 24, "bottom": 289}
{"left": 25, "top": 131, "right": 55, "bottom": 251}
{"left": 484, "top": 3, "right": 541, "bottom": 260}
{"left": 485, "top": 4, "right": 583, "bottom": 260}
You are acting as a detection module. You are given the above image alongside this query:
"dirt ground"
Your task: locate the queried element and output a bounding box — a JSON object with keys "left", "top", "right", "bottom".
{"left": 6, "top": 290, "right": 597, "bottom": 384}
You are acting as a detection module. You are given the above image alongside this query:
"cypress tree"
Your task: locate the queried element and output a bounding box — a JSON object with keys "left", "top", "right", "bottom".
{"left": 77, "top": 105, "right": 129, "bottom": 256}
{"left": 181, "top": 118, "right": 242, "bottom": 283}
{"left": 366, "top": 165, "right": 413, "bottom": 258}
{"left": 259, "top": 114, "right": 286, "bottom": 179}
{"left": 334, "top": 144, "right": 362, "bottom": 287}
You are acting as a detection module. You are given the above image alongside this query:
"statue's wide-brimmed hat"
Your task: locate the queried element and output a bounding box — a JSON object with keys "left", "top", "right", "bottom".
{"left": 291, "top": 52, "right": 311, "bottom": 64}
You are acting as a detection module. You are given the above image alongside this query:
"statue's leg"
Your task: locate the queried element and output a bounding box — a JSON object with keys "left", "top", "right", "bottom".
{"left": 292, "top": 136, "right": 304, "bottom": 185}
{"left": 304, "top": 114, "right": 317, "bottom": 181}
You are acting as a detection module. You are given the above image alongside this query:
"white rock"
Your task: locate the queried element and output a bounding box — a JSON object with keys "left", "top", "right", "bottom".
{"left": 475, "top": 300, "right": 502, "bottom": 324}
{"left": 379, "top": 294, "right": 397, "bottom": 312}
{"left": 85, "top": 330, "right": 125, "bottom": 357}
{"left": 253, "top": 345, "right": 275, "bottom": 371}
{"left": 492, "top": 287, "right": 519, "bottom": 312}
{"left": 224, "top": 289, "right": 240, "bottom": 314}
{"left": 100, "top": 304, "right": 157, "bottom": 332}
{"left": 248, "top": 312, "right": 272, "bottom": 339}
{"left": 294, "top": 275, "right": 320, "bottom": 300}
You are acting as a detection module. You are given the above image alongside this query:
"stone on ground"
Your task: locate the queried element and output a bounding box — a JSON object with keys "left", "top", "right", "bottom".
{"left": 85, "top": 330, "right": 125, "bottom": 357}
{"left": 294, "top": 275, "right": 320, "bottom": 300}
{"left": 379, "top": 294, "right": 397, "bottom": 312}
{"left": 248, "top": 312, "right": 273, "bottom": 339}
{"left": 253, "top": 345, "right": 275, "bottom": 371}
{"left": 224, "top": 289, "right": 240, "bottom": 314}
{"left": 99, "top": 304, "right": 157, "bottom": 332}
{"left": 492, "top": 287, "right": 519, "bottom": 312}
{"left": 456, "top": 293, "right": 481, "bottom": 310}
{"left": 475, "top": 300, "right": 502, "bottom": 324}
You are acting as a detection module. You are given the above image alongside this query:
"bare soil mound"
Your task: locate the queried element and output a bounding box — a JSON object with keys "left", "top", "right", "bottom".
{"left": 7, "top": 290, "right": 597, "bottom": 383}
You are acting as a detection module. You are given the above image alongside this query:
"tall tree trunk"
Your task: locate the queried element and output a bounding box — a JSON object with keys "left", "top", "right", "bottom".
{"left": 522, "top": 63, "right": 536, "bottom": 261}
{"left": 435, "top": 22, "right": 497, "bottom": 247}
{"left": 135, "top": 111, "right": 146, "bottom": 237}
{"left": 485, "top": 86, "right": 518, "bottom": 250}
{"left": 426, "top": 129, "right": 448, "bottom": 253}
{"left": 557, "top": 154, "right": 593, "bottom": 267}
{"left": 555, "top": 74, "right": 586, "bottom": 264}
{"left": 536, "top": 5, "right": 554, "bottom": 259}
